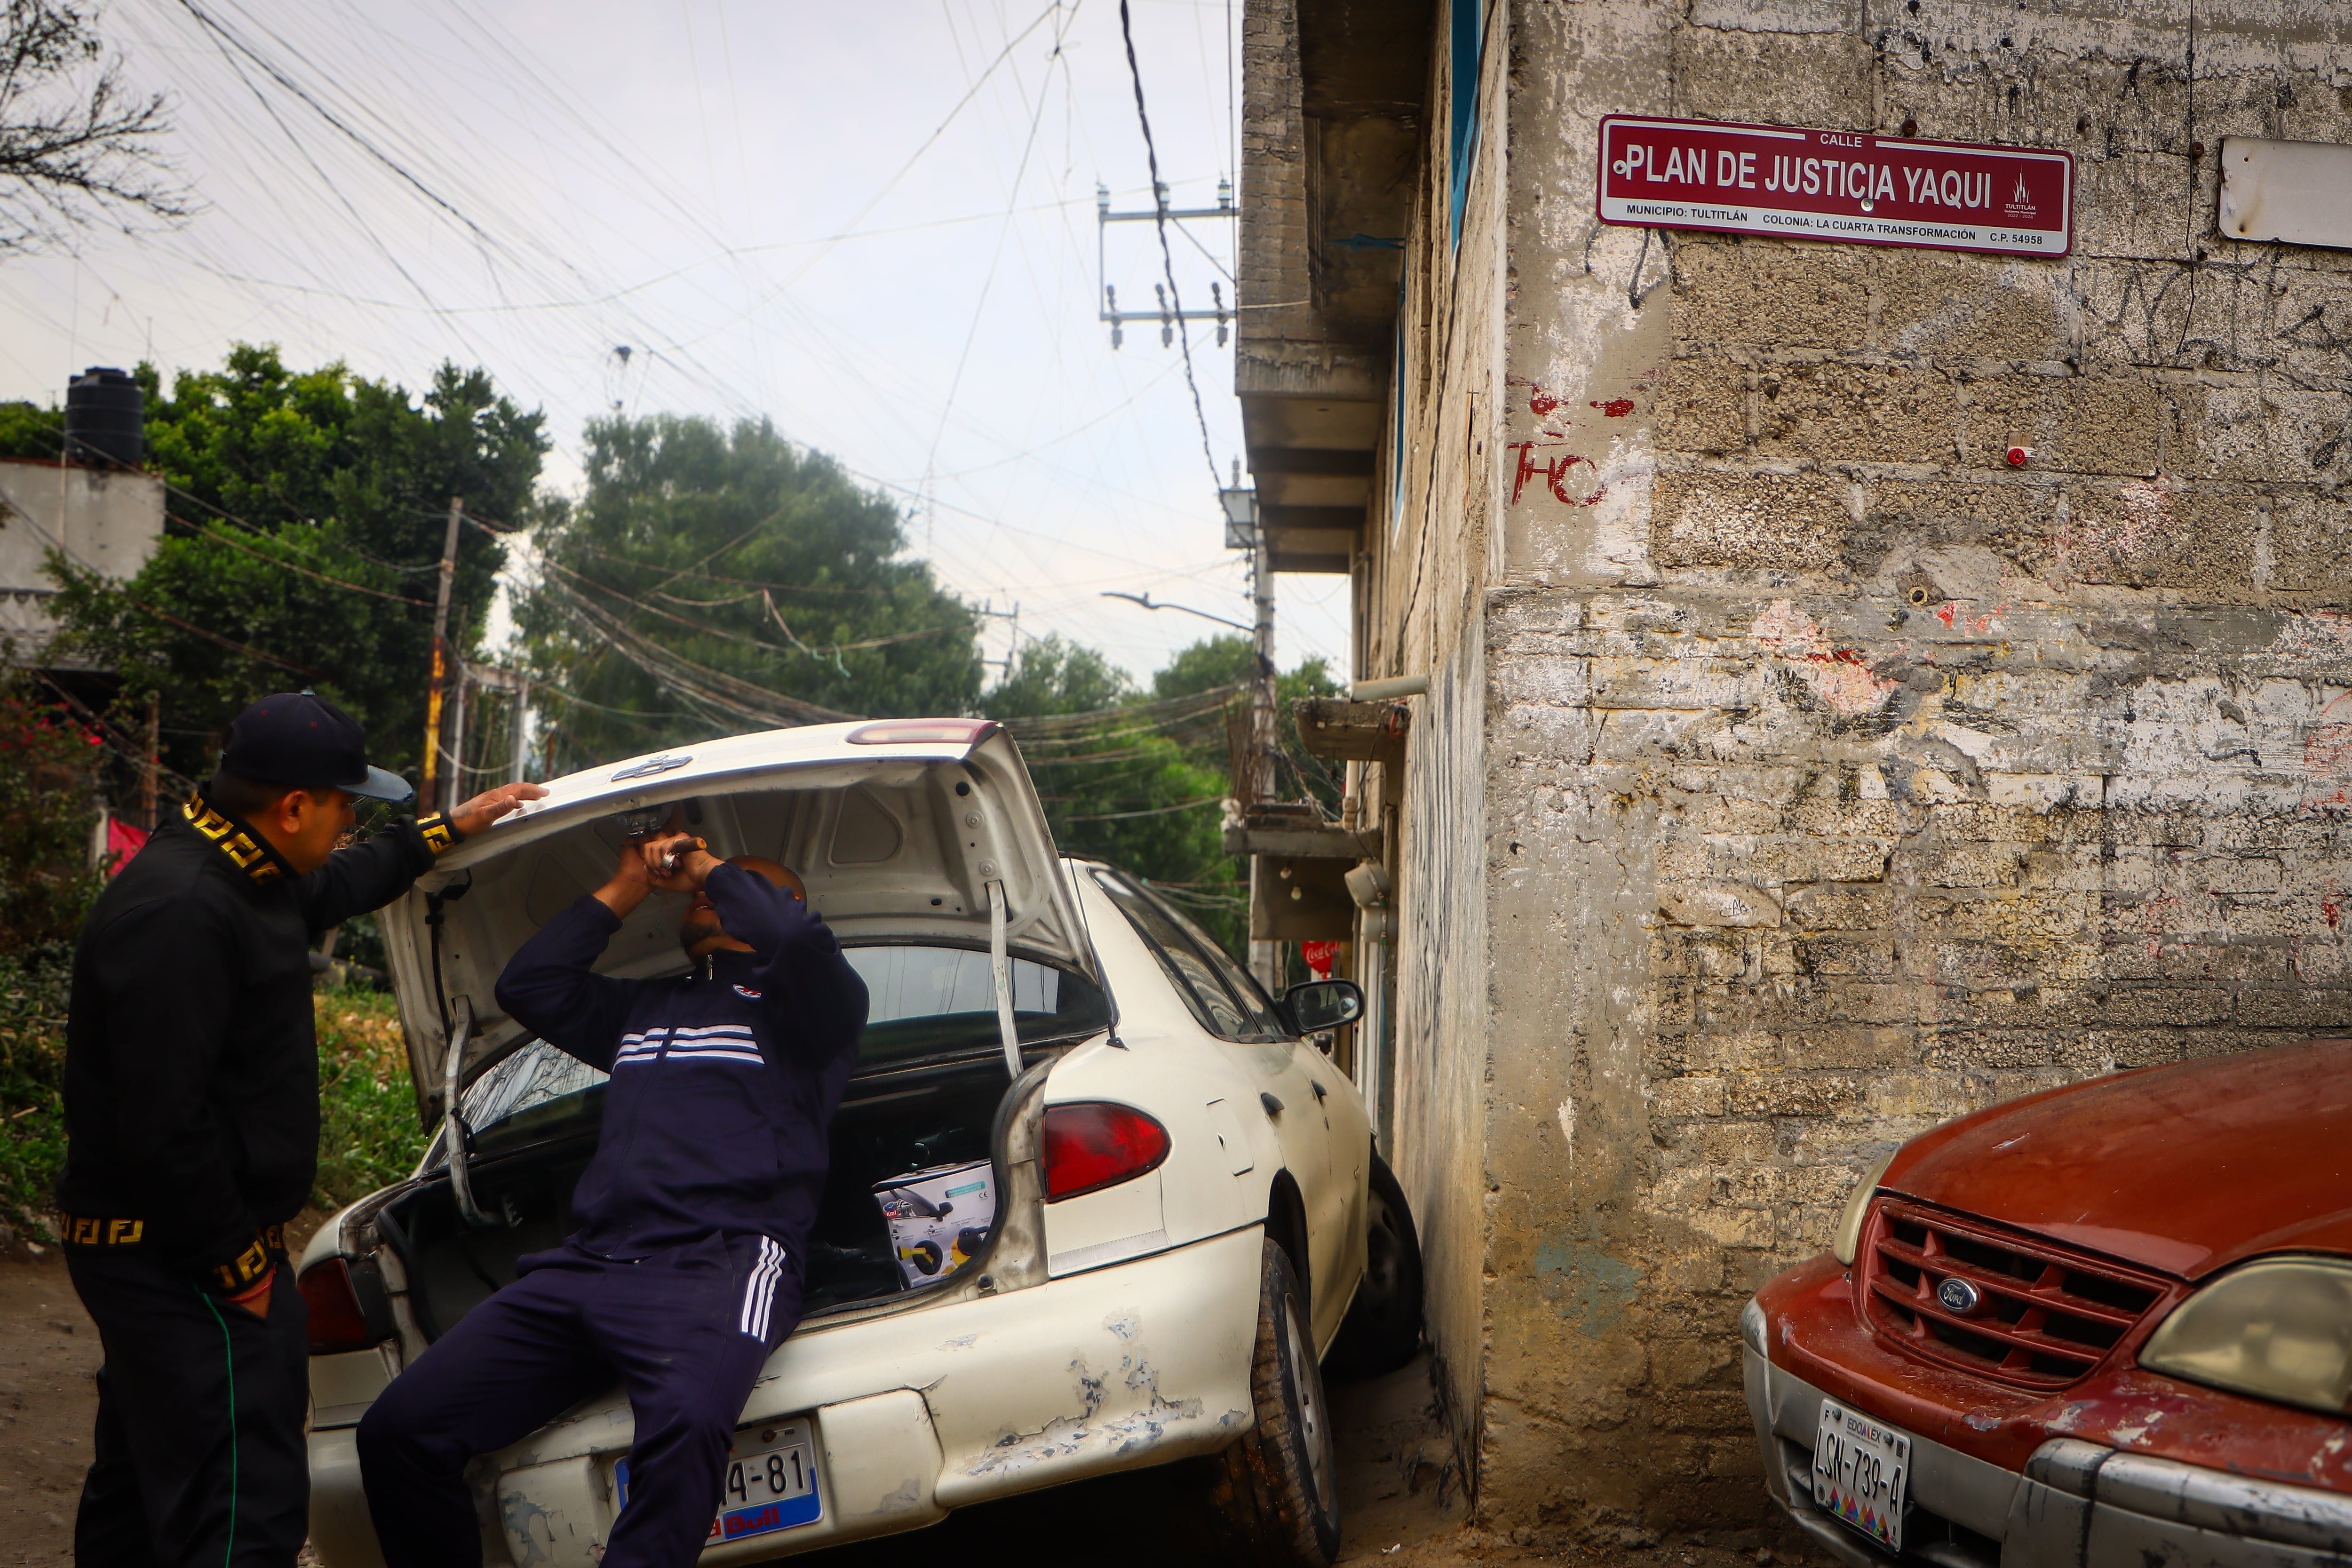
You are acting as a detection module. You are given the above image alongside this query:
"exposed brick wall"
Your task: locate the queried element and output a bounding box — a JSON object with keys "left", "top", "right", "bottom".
{"left": 1351, "top": 0, "right": 2352, "bottom": 1545}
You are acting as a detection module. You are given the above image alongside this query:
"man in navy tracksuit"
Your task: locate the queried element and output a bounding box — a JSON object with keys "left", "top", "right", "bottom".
{"left": 357, "top": 829, "right": 867, "bottom": 1568}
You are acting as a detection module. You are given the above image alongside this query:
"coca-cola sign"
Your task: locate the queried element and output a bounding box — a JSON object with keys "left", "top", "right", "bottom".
{"left": 1597, "top": 115, "right": 2074, "bottom": 258}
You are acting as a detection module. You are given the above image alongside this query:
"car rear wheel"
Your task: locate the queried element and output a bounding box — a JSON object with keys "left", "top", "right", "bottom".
{"left": 1201, "top": 1239, "right": 1341, "bottom": 1568}
{"left": 1324, "top": 1153, "right": 1423, "bottom": 1379}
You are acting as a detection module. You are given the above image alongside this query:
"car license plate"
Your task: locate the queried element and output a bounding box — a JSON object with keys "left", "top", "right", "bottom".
{"left": 1812, "top": 1399, "right": 1910, "bottom": 1553}
{"left": 615, "top": 1419, "right": 823, "bottom": 1546}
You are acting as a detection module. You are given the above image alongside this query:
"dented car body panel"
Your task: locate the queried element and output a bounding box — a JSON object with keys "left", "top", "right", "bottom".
{"left": 308, "top": 1229, "right": 1263, "bottom": 1568}
{"left": 302, "top": 726, "right": 1376, "bottom": 1567}
{"left": 1745, "top": 1042, "right": 2352, "bottom": 1568}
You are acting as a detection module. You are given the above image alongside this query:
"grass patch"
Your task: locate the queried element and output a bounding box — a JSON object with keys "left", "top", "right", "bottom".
{"left": 0, "top": 967, "right": 432, "bottom": 1238}
{"left": 314, "top": 985, "right": 433, "bottom": 1210}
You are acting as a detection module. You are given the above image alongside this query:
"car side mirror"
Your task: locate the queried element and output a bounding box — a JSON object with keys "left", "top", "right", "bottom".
{"left": 1279, "top": 979, "right": 1363, "bottom": 1036}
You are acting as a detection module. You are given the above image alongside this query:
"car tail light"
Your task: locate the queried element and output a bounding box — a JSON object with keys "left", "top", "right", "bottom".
{"left": 845, "top": 718, "right": 998, "bottom": 747}
{"left": 1861, "top": 1197, "right": 2174, "bottom": 1389}
{"left": 299, "top": 1258, "right": 383, "bottom": 1355}
{"left": 1042, "top": 1102, "right": 1170, "bottom": 1202}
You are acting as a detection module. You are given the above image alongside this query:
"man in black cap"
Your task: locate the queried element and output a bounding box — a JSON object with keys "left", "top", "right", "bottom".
{"left": 56, "top": 691, "right": 545, "bottom": 1568}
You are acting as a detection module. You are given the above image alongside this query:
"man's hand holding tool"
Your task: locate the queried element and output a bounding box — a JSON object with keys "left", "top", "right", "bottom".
{"left": 641, "top": 831, "right": 720, "bottom": 891}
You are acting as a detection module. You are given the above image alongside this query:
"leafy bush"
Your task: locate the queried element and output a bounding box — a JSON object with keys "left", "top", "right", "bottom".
{"left": 0, "top": 664, "right": 107, "bottom": 950}
{"left": 313, "top": 985, "right": 430, "bottom": 1210}
{"left": 0, "top": 947, "right": 72, "bottom": 1238}
{"left": 0, "top": 972, "right": 430, "bottom": 1236}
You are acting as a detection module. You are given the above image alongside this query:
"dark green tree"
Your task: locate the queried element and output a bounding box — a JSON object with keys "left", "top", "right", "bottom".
{"left": 1148, "top": 633, "right": 1346, "bottom": 813}
{"left": 517, "top": 414, "right": 980, "bottom": 769}
{"left": 45, "top": 345, "right": 545, "bottom": 785}
{"left": 986, "top": 635, "right": 1236, "bottom": 940}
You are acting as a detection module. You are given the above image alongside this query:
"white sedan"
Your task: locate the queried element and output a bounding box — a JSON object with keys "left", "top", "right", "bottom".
{"left": 298, "top": 717, "right": 1423, "bottom": 1568}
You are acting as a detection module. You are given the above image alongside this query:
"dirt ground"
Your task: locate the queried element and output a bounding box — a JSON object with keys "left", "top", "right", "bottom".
{"left": 0, "top": 1249, "right": 1815, "bottom": 1568}
{"left": 0, "top": 1250, "right": 97, "bottom": 1564}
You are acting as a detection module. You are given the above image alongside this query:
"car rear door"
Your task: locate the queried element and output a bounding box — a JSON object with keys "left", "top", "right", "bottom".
{"left": 1086, "top": 870, "right": 1351, "bottom": 1338}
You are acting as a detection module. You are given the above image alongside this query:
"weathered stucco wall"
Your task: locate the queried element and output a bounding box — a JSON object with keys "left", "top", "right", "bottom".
{"left": 1468, "top": 0, "right": 2352, "bottom": 1543}
{"left": 1364, "top": 0, "right": 1511, "bottom": 1503}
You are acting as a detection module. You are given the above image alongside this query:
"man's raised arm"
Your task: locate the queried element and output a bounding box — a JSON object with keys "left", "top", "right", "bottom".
{"left": 492, "top": 838, "right": 658, "bottom": 1072}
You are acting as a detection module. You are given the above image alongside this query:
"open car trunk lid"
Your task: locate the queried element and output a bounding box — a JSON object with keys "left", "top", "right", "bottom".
{"left": 380, "top": 718, "right": 1095, "bottom": 1119}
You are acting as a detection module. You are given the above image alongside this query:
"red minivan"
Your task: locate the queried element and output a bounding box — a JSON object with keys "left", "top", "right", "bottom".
{"left": 1744, "top": 1039, "right": 2352, "bottom": 1568}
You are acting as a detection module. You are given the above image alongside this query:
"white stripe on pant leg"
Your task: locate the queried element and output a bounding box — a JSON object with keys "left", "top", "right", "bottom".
{"left": 752, "top": 1240, "right": 780, "bottom": 1339}
{"left": 740, "top": 1244, "right": 774, "bottom": 1337}
{"left": 739, "top": 1243, "right": 772, "bottom": 1336}
{"left": 750, "top": 1240, "right": 783, "bottom": 1340}
{"left": 755, "top": 1243, "right": 781, "bottom": 1339}
{"left": 740, "top": 1241, "right": 780, "bottom": 1337}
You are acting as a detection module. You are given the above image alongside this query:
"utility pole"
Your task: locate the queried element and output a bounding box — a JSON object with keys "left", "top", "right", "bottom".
{"left": 1249, "top": 509, "right": 1277, "bottom": 809}
{"left": 1248, "top": 507, "right": 1282, "bottom": 991}
{"left": 511, "top": 679, "right": 532, "bottom": 785}
{"left": 421, "top": 495, "right": 462, "bottom": 811}
{"left": 447, "top": 661, "right": 470, "bottom": 808}
{"left": 140, "top": 692, "right": 159, "bottom": 830}
{"left": 1222, "top": 462, "right": 1283, "bottom": 992}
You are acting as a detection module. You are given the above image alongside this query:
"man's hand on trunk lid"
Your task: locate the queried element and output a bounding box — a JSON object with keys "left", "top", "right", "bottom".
{"left": 642, "top": 832, "right": 722, "bottom": 893}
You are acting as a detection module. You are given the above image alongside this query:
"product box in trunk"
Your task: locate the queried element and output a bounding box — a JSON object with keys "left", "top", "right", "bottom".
{"left": 873, "top": 1160, "right": 995, "bottom": 1288}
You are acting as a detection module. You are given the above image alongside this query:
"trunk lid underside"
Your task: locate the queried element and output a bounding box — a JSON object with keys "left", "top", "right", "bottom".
{"left": 381, "top": 723, "right": 1094, "bottom": 1114}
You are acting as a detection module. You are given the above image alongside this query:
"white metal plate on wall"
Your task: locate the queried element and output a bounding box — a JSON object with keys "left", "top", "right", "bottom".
{"left": 2218, "top": 136, "right": 2352, "bottom": 250}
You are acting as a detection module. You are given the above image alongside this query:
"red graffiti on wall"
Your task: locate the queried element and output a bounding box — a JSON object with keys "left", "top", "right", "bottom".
{"left": 1592, "top": 398, "right": 1636, "bottom": 417}
{"left": 1507, "top": 442, "right": 1607, "bottom": 506}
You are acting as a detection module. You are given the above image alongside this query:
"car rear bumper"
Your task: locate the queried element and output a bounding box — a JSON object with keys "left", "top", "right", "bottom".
{"left": 1744, "top": 1346, "right": 2352, "bottom": 1568}
{"left": 310, "top": 1225, "right": 1263, "bottom": 1568}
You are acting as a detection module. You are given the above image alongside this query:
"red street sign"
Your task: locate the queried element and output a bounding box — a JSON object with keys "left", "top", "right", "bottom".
{"left": 1597, "top": 115, "right": 2073, "bottom": 258}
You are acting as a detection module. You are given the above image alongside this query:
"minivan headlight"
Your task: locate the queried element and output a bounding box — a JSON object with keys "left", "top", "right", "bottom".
{"left": 2139, "top": 1256, "right": 2352, "bottom": 1416}
{"left": 1833, "top": 1149, "right": 1898, "bottom": 1266}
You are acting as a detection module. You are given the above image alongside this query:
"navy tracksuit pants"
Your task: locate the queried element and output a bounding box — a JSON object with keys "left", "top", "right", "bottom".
{"left": 358, "top": 1231, "right": 801, "bottom": 1568}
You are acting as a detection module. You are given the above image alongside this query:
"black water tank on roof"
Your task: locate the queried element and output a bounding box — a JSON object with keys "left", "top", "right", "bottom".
{"left": 64, "top": 366, "right": 144, "bottom": 468}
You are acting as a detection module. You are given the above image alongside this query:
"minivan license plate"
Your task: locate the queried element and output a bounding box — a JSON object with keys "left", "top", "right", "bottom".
{"left": 616, "top": 1419, "right": 823, "bottom": 1546}
{"left": 1813, "top": 1400, "right": 1909, "bottom": 1552}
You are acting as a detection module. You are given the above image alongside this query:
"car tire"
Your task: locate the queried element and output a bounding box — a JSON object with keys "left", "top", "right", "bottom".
{"left": 1323, "top": 1153, "right": 1423, "bottom": 1380}
{"left": 1201, "top": 1239, "right": 1341, "bottom": 1568}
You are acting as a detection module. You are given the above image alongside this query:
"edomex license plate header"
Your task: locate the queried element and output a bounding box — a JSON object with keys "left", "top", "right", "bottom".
{"left": 1597, "top": 114, "right": 2074, "bottom": 258}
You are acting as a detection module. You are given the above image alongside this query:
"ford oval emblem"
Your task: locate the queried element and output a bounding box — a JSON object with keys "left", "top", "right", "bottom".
{"left": 610, "top": 753, "right": 692, "bottom": 782}
{"left": 1936, "top": 1277, "right": 1982, "bottom": 1315}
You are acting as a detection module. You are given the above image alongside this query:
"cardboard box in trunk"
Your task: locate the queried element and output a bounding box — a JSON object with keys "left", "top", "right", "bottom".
{"left": 872, "top": 1160, "right": 995, "bottom": 1287}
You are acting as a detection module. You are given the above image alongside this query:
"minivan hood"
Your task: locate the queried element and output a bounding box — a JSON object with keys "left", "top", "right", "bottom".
{"left": 381, "top": 719, "right": 1095, "bottom": 1117}
{"left": 1885, "top": 1038, "right": 2352, "bottom": 1279}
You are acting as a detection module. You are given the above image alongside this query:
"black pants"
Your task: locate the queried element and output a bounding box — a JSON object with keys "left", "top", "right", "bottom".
{"left": 67, "top": 1247, "right": 308, "bottom": 1568}
{"left": 358, "top": 1232, "right": 801, "bottom": 1568}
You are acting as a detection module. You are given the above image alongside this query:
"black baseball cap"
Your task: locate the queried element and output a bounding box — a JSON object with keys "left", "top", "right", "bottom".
{"left": 219, "top": 692, "right": 414, "bottom": 804}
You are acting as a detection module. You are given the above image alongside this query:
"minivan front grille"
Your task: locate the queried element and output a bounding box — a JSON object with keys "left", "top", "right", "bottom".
{"left": 1861, "top": 1197, "right": 2170, "bottom": 1390}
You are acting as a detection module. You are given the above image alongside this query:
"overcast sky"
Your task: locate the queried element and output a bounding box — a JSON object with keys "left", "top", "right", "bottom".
{"left": 0, "top": 0, "right": 1352, "bottom": 685}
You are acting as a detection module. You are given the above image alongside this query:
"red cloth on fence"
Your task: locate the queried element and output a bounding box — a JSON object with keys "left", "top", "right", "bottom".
{"left": 105, "top": 817, "right": 150, "bottom": 875}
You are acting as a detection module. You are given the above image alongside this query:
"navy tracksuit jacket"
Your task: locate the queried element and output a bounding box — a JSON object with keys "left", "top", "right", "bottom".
{"left": 358, "top": 865, "right": 867, "bottom": 1568}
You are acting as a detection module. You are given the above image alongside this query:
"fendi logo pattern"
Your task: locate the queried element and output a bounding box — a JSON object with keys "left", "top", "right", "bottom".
{"left": 182, "top": 792, "right": 285, "bottom": 886}
{"left": 59, "top": 1214, "right": 145, "bottom": 1246}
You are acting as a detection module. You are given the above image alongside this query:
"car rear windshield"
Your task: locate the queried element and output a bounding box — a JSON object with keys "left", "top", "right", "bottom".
{"left": 433, "top": 944, "right": 1107, "bottom": 1163}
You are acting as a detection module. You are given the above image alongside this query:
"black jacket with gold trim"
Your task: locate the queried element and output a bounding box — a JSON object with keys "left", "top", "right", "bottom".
{"left": 57, "top": 787, "right": 461, "bottom": 1292}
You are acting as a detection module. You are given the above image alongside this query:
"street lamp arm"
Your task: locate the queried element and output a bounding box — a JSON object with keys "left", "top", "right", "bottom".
{"left": 1099, "top": 590, "right": 1254, "bottom": 633}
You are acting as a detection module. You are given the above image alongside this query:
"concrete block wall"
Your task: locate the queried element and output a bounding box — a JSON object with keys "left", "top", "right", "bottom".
{"left": 1456, "top": 0, "right": 2351, "bottom": 1543}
